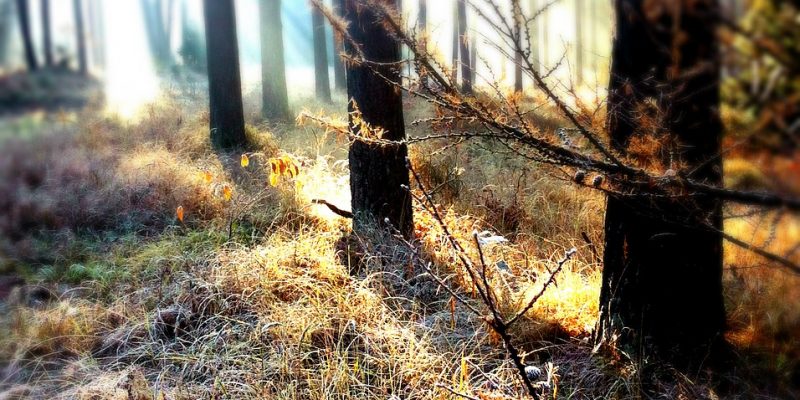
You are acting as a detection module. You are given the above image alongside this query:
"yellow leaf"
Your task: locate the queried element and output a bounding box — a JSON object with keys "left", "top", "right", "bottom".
{"left": 176, "top": 206, "right": 185, "bottom": 223}
{"left": 269, "top": 173, "right": 279, "bottom": 187}
{"left": 203, "top": 171, "right": 213, "bottom": 183}
{"left": 222, "top": 185, "right": 233, "bottom": 201}
{"left": 241, "top": 154, "right": 250, "bottom": 168}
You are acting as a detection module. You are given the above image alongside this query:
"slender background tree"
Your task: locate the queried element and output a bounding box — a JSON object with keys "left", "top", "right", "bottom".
{"left": 41, "top": 0, "right": 52, "bottom": 67}
{"left": 259, "top": 0, "right": 290, "bottom": 120}
{"left": 73, "top": 0, "right": 87, "bottom": 75}
{"left": 331, "top": 0, "right": 346, "bottom": 91}
{"left": 312, "top": 5, "right": 331, "bottom": 102}
{"left": 15, "top": 0, "right": 37, "bottom": 70}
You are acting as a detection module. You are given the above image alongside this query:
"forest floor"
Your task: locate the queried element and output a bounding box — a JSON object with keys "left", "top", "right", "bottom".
{"left": 0, "top": 79, "right": 798, "bottom": 399}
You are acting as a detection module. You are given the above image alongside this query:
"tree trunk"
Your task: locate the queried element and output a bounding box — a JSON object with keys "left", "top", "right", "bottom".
{"left": 312, "top": 6, "right": 331, "bottom": 102}
{"left": 451, "top": 0, "right": 458, "bottom": 82}
{"left": 41, "top": 0, "right": 52, "bottom": 67}
{"left": 513, "top": 0, "right": 522, "bottom": 92}
{"left": 0, "top": 0, "right": 11, "bottom": 66}
{"left": 457, "top": 0, "right": 471, "bottom": 93}
{"left": 331, "top": 0, "right": 346, "bottom": 91}
{"left": 259, "top": 0, "right": 290, "bottom": 120}
{"left": 540, "top": 1, "right": 548, "bottom": 69}
{"left": 141, "top": 0, "right": 172, "bottom": 69}
{"left": 202, "top": 0, "right": 247, "bottom": 150}
{"left": 15, "top": 0, "right": 37, "bottom": 70}
{"left": 179, "top": 0, "right": 205, "bottom": 72}
{"left": 598, "top": 0, "right": 725, "bottom": 367}
{"left": 87, "top": 0, "right": 106, "bottom": 70}
{"left": 73, "top": 0, "right": 87, "bottom": 75}
{"left": 418, "top": 0, "right": 426, "bottom": 30}
{"left": 344, "top": 0, "right": 413, "bottom": 239}
{"left": 574, "top": 0, "right": 583, "bottom": 85}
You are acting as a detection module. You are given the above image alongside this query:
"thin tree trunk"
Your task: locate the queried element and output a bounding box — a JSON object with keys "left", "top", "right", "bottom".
{"left": 259, "top": 0, "right": 290, "bottom": 120}
{"left": 513, "top": 0, "right": 522, "bottom": 92}
{"left": 73, "top": 0, "right": 87, "bottom": 75}
{"left": 598, "top": 0, "right": 725, "bottom": 366}
{"left": 202, "top": 0, "right": 246, "bottom": 149}
{"left": 457, "top": 0, "right": 471, "bottom": 93}
{"left": 16, "top": 0, "right": 37, "bottom": 70}
{"left": 418, "top": 0, "right": 426, "bottom": 30}
{"left": 344, "top": 0, "right": 413, "bottom": 239}
{"left": 0, "top": 0, "right": 13, "bottom": 66}
{"left": 541, "top": 2, "right": 548, "bottom": 69}
{"left": 331, "top": 0, "right": 346, "bottom": 91}
{"left": 41, "top": 0, "right": 52, "bottom": 67}
{"left": 312, "top": 6, "right": 331, "bottom": 102}
{"left": 86, "top": 0, "right": 106, "bottom": 70}
{"left": 451, "top": 0, "right": 458, "bottom": 82}
{"left": 141, "top": 0, "right": 172, "bottom": 68}
{"left": 574, "top": 0, "right": 583, "bottom": 85}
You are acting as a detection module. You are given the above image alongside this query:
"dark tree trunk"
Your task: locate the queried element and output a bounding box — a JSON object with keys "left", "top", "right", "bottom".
{"left": 312, "top": 6, "right": 331, "bottom": 102}
{"left": 598, "top": 0, "right": 725, "bottom": 366}
{"left": 331, "top": 0, "right": 346, "bottom": 91}
{"left": 202, "top": 0, "right": 247, "bottom": 150}
{"left": 344, "top": 0, "right": 413, "bottom": 238}
{"left": 457, "top": 0, "right": 471, "bottom": 93}
{"left": 259, "top": 0, "right": 290, "bottom": 120}
{"left": 41, "top": 0, "right": 52, "bottom": 67}
{"left": 73, "top": 0, "right": 87, "bottom": 75}
{"left": 15, "top": 0, "right": 37, "bottom": 70}
{"left": 574, "top": 0, "right": 583, "bottom": 85}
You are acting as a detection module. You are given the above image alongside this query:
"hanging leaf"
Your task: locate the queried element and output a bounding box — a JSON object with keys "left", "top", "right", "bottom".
{"left": 269, "top": 172, "right": 279, "bottom": 187}
{"left": 176, "top": 206, "right": 185, "bottom": 223}
{"left": 241, "top": 154, "right": 250, "bottom": 168}
{"left": 222, "top": 184, "right": 233, "bottom": 201}
{"left": 202, "top": 170, "right": 213, "bottom": 183}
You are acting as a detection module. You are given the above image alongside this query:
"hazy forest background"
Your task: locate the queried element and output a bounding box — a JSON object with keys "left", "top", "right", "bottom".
{"left": 0, "top": 0, "right": 798, "bottom": 398}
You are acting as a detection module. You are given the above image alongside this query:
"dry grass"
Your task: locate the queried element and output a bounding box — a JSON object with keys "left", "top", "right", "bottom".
{"left": 0, "top": 93, "right": 796, "bottom": 399}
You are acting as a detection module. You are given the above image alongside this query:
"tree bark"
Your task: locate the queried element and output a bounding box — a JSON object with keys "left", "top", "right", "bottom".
{"left": 259, "top": 0, "right": 290, "bottom": 120}
{"left": 451, "top": 0, "right": 458, "bottom": 82}
{"left": 457, "top": 0, "right": 471, "bottom": 93}
{"left": 312, "top": 6, "right": 331, "bottom": 102}
{"left": 598, "top": 0, "right": 725, "bottom": 367}
{"left": 331, "top": 0, "right": 346, "bottom": 91}
{"left": 41, "top": 0, "right": 52, "bottom": 67}
{"left": 344, "top": 0, "right": 413, "bottom": 239}
{"left": 15, "top": 0, "right": 37, "bottom": 70}
{"left": 202, "top": 0, "right": 247, "bottom": 150}
{"left": 73, "top": 0, "right": 87, "bottom": 75}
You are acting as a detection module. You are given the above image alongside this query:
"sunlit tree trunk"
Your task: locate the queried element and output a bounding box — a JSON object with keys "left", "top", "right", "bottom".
{"left": 87, "top": 0, "right": 106, "bottom": 71}
{"left": 312, "top": 6, "right": 331, "bottom": 102}
{"left": 574, "top": 0, "right": 583, "bottom": 85}
{"left": 331, "top": 0, "right": 346, "bottom": 91}
{"left": 259, "top": 0, "right": 290, "bottom": 120}
{"left": 457, "top": 0, "right": 472, "bottom": 93}
{"left": 73, "top": 0, "right": 87, "bottom": 75}
{"left": 418, "top": 0, "right": 426, "bottom": 30}
{"left": 513, "top": 0, "right": 522, "bottom": 92}
{"left": 179, "top": 0, "right": 205, "bottom": 72}
{"left": 599, "top": 0, "right": 725, "bottom": 366}
{"left": 344, "top": 0, "right": 413, "bottom": 238}
{"left": 202, "top": 0, "right": 246, "bottom": 149}
{"left": 15, "top": 0, "right": 37, "bottom": 70}
{"left": 527, "top": 0, "right": 540, "bottom": 80}
{"left": 41, "top": 0, "right": 52, "bottom": 67}
{"left": 450, "top": 0, "right": 458, "bottom": 82}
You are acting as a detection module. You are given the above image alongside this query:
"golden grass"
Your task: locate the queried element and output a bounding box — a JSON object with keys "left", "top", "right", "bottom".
{"left": 0, "top": 95, "right": 796, "bottom": 399}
